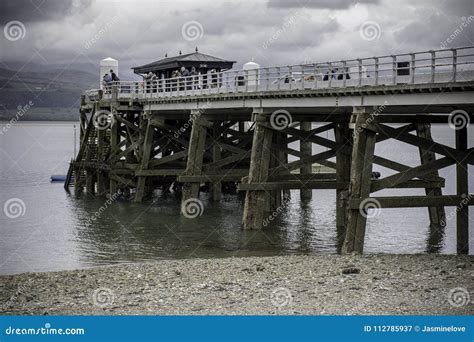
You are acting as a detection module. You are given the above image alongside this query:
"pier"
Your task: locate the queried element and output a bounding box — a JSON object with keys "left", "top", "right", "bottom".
{"left": 66, "top": 46, "right": 474, "bottom": 255}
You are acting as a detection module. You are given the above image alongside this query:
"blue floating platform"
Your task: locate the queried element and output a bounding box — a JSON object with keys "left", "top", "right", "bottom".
{"left": 50, "top": 175, "right": 67, "bottom": 182}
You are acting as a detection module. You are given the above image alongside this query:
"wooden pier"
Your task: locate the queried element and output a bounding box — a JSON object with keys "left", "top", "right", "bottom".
{"left": 66, "top": 46, "right": 474, "bottom": 254}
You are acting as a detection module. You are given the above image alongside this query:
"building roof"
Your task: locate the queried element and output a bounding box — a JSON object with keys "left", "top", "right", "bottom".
{"left": 132, "top": 52, "right": 236, "bottom": 74}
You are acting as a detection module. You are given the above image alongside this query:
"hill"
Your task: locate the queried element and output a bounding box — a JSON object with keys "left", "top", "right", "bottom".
{"left": 0, "top": 64, "right": 98, "bottom": 121}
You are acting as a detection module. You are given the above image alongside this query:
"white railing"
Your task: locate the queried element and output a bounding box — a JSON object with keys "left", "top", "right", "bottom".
{"left": 92, "top": 46, "right": 474, "bottom": 101}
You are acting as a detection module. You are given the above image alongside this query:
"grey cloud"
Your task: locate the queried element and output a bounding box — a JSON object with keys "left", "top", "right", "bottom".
{"left": 0, "top": 0, "right": 92, "bottom": 23}
{"left": 434, "top": 0, "right": 473, "bottom": 17}
{"left": 267, "top": 0, "right": 379, "bottom": 9}
{"left": 0, "top": 0, "right": 472, "bottom": 78}
{"left": 393, "top": 5, "right": 474, "bottom": 50}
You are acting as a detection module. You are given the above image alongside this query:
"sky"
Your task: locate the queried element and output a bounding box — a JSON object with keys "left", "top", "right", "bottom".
{"left": 0, "top": 0, "right": 473, "bottom": 78}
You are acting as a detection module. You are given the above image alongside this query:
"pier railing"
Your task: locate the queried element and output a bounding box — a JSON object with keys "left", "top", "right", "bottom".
{"left": 89, "top": 46, "right": 474, "bottom": 100}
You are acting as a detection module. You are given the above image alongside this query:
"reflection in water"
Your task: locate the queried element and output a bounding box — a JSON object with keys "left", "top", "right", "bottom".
{"left": 67, "top": 190, "right": 340, "bottom": 267}
{"left": 0, "top": 123, "right": 471, "bottom": 275}
{"left": 425, "top": 223, "right": 446, "bottom": 254}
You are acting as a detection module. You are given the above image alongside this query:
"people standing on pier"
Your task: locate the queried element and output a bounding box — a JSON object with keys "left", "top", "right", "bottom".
{"left": 144, "top": 71, "right": 153, "bottom": 93}
{"left": 157, "top": 73, "right": 164, "bottom": 92}
{"left": 150, "top": 73, "right": 158, "bottom": 93}
{"left": 190, "top": 67, "right": 198, "bottom": 89}
{"left": 181, "top": 66, "right": 190, "bottom": 77}
{"left": 210, "top": 68, "right": 218, "bottom": 88}
{"left": 110, "top": 69, "right": 119, "bottom": 82}
{"left": 109, "top": 69, "right": 119, "bottom": 93}
{"left": 171, "top": 69, "right": 181, "bottom": 91}
{"left": 180, "top": 67, "right": 191, "bottom": 89}
{"left": 103, "top": 73, "right": 112, "bottom": 93}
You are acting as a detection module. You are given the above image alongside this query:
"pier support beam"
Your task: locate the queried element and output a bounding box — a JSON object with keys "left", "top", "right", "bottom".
{"left": 243, "top": 110, "right": 273, "bottom": 230}
{"left": 181, "top": 110, "right": 207, "bottom": 211}
{"left": 85, "top": 171, "right": 95, "bottom": 195}
{"left": 109, "top": 109, "right": 119, "bottom": 196}
{"left": 272, "top": 131, "right": 288, "bottom": 208}
{"left": 456, "top": 125, "right": 469, "bottom": 254}
{"left": 342, "top": 109, "right": 376, "bottom": 254}
{"left": 135, "top": 116, "right": 154, "bottom": 202}
{"left": 300, "top": 121, "right": 312, "bottom": 200}
{"left": 415, "top": 121, "right": 446, "bottom": 252}
{"left": 335, "top": 120, "right": 352, "bottom": 250}
{"left": 96, "top": 126, "right": 107, "bottom": 196}
{"left": 73, "top": 110, "right": 89, "bottom": 194}
{"left": 416, "top": 122, "right": 446, "bottom": 228}
{"left": 210, "top": 121, "right": 222, "bottom": 201}
{"left": 85, "top": 113, "right": 96, "bottom": 196}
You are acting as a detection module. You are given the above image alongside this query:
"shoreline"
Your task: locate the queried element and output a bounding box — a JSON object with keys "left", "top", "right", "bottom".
{"left": 0, "top": 254, "right": 472, "bottom": 315}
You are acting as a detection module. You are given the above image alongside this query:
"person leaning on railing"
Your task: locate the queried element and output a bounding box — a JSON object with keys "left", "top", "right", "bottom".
{"left": 109, "top": 69, "right": 120, "bottom": 94}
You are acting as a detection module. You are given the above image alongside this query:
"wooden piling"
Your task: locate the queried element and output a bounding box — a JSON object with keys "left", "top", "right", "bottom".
{"left": 181, "top": 110, "right": 207, "bottom": 211}
{"left": 85, "top": 109, "right": 96, "bottom": 195}
{"left": 415, "top": 122, "right": 446, "bottom": 228}
{"left": 211, "top": 121, "right": 222, "bottom": 201}
{"left": 335, "top": 120, "right": 352, "bottom": 249}
{"left": 94, "top": 102, "right": 106, "bottom": 196}
{"left": 96, "top": 126, "right": 107, "bottom": 196}
{"left": 242, "top": 109, "right": 273, "bottom": 230}
{"left": 109, "top": 108, "right": 119, "bottom": 196}
{"left": 455, "top": 125, "right": 469, "bottom": 255}
{"left": 342, "top": 109, "right": 376, "bottom": 254}
{"left": 135, "top": 115, "right": 154, "bottom": 202}
{"left": 300, "top": 121, "right": 313, "bottom": 200}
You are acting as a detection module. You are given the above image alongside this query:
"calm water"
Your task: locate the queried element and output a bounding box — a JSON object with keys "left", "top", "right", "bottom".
{"left": 0, "top": 122, "right": 472, "bottom": 275}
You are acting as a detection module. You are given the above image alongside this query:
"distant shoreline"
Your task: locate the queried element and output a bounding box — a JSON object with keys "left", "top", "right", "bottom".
{"left": 0, "top": 107, "right": 79, "bottom": 122}
{"left": 0, "top": 119, "right": 78, "bottom": 123}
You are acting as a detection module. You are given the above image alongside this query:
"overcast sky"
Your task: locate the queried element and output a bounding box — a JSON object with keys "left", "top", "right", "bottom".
{"left": 0, "top": 0, "right": 473, "bottom": 78}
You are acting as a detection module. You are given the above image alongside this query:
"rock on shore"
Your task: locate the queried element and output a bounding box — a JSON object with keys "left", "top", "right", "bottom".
{"left": 0, "top": 255, "right": 472, "bottom": 315}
